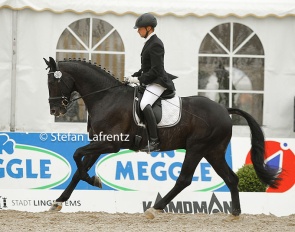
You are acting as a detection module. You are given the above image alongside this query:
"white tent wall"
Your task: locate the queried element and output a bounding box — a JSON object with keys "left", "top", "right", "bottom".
{"left": 13, "top": 9, "right": 66, "bottom": 132}
{"left": 162, "top": 15, "right": 295, "bottom": 138}
{"left": 0, "top": 8, "right": 12, "bottom": 131}
{"left": 261, "top": 16, "right": 295, "bottom": 137}
{"left": 0, "top": 3, "right": 295, "bottom": 138}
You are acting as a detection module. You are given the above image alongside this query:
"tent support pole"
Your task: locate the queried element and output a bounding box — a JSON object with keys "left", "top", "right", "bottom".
{"left": 10, "top": 11, "right": 17, "bottom": 132}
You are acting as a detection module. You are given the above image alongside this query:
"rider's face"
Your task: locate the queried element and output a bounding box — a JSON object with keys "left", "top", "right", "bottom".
{"left": 137, "top": 26, "right": 152, "bottom": 38}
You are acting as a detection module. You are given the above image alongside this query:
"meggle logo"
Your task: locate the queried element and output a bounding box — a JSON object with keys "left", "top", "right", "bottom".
{"left": 0, "top": 133, "right": 71, "bottom": 189}
{"left": 95, "top": 149, "right": 228, "bottom": 191}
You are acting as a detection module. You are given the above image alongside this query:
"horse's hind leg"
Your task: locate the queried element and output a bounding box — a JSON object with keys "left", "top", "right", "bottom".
{"left": 152, "top": 149, "right": 203, "bottom": 211}
{"left": 206, "top": 154, "right": 241, "bottom": 216}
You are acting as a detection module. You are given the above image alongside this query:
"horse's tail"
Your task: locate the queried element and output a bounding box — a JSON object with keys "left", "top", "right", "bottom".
{"left": 227, "top": 108, "right": 281, "bottom": 188}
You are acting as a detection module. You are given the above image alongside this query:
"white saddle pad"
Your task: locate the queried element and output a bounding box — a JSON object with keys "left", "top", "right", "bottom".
{"left": 134, "top": 96, "right": 182, "bottom": 128}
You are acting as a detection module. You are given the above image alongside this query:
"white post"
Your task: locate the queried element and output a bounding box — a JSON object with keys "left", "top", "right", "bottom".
{"left": 10, "top": 10, "right": 17, "bottom": 132}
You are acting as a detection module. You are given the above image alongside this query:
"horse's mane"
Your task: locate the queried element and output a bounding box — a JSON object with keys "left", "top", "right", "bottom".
{"left": 58, "top": 58, "right": 122, "bottom": 84}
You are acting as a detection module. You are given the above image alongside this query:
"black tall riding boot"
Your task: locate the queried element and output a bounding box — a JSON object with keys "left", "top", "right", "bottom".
{"left": 141, "top": 104, "right": 160, "bottom": 153}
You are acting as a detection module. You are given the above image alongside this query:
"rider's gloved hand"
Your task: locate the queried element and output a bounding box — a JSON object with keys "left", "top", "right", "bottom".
{"left": 132, "top": 71, "right": 141, "bottom": 77}
{"left": 124, "top": 76, "right": 139, "bottom": 84}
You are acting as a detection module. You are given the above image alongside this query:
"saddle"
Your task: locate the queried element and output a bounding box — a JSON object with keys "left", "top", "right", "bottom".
{"left": 133, "top": 86, "right": 181, "bottom": 128}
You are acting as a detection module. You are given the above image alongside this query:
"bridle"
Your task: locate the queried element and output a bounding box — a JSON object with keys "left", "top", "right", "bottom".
{"left": 47, "top": 63, "right": 72, "bottom": 109}
{"left": 46, "top": 62, "right": 124, "bottom": 110}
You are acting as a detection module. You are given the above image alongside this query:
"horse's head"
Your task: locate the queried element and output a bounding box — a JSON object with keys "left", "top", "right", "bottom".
{"left": 43, "top": 57, "right": 75, "bottom": 116}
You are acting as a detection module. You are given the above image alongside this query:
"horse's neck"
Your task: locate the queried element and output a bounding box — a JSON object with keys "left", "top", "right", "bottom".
{"left": 61, "top": 62, "right": 133, "bottom": 112}
{"left": 76, "top": 72, "right": 118, "bottom": 94}
{"left": 84, "top": 84, "right": 134, "bottom": 120}
{"left": 61, "top": 62, "right": 118, "bottom": 92}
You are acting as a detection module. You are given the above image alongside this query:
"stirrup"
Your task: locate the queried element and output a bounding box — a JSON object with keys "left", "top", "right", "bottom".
{"left": 141, "top": 140, "right": 160, "bottom": 153}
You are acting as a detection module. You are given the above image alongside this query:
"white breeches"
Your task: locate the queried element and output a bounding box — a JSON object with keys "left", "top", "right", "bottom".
{"left": 140, "top": 83, "right": 166, "bottom": 110}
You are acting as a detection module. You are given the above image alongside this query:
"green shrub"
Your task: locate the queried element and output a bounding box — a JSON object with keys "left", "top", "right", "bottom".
{"left": 236, "top": 164, "right": 267, "bottom": 192}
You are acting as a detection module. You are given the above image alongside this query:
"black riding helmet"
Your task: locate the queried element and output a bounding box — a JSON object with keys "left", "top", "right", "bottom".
{"left": 134, "top": 13, "right": 157, "bottom": 29}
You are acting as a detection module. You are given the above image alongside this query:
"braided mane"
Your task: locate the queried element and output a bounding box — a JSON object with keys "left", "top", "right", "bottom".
{"left": 59, "top": 58, "right": 121, "bottom": 82}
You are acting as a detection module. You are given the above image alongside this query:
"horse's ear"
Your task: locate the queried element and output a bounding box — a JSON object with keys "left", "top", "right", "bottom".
{"left": 43, "top": 57, "right": 52, "bottom": 70}
{"left": 49, "top": 57, "right": 57, "bottom": 70}
{"left": 43, "top": 57, "right": 50, "bottom": 66}
{"left": 43, "top": 57, "right": 57, "bottom": 71}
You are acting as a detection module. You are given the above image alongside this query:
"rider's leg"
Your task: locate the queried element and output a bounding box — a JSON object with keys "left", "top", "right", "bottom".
{"left": 140, "top": 84, "right": 166, "bottom": 152}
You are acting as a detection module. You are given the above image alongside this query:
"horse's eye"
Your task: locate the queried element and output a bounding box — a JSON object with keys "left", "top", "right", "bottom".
{"left": 62, "top": 99, "right": 69, "bottom": 106}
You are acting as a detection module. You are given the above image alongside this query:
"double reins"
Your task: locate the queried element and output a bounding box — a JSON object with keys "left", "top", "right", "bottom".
{"left": 70, "top": 84, "right": 124, "bottom": 103}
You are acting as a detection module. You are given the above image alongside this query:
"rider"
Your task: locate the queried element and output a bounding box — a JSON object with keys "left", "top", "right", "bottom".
{"left": 126, "top": 13, "right": 176, "bottom": 152}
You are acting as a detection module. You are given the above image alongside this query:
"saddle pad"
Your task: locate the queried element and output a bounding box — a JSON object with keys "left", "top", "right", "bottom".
{"left": 134, "top": 96, "right": 182, "bottom": 128}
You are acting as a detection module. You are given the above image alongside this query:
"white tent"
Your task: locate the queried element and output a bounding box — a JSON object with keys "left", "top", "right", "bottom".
{"left": 1, "top": 0, "right": 295, "bottom": 138}
{"left": 1, "top": 0, "right": 295, "bottom": 216}
{"left": 2, "top": 0, "right": 295, "bottom": 17}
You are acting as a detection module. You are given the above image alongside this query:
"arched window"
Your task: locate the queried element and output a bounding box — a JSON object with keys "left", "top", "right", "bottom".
{"left": 198, "top": 22, "right": 264, "bottom": 125}
{"left": 55, "top": 18, "right": 125, "bottom": 122}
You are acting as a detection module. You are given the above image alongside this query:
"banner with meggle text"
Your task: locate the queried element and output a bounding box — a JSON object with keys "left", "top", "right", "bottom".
{"left": 0, "top": 132, "right": 233, "bottom": 192}
{"left": 1, "top": 133, "right": 295, "bottom": 215}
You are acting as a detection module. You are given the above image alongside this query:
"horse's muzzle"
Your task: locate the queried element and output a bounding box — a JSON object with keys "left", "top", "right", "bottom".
{"left": 50, "top": 109, "right": 58, "bottom": 116}
{"left": 50, "top": 107, "right": 66, "bottom": 116}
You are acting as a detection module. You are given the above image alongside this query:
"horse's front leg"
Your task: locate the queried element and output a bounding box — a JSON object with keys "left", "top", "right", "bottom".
{"left": 73, "top": 141, "right": 118, "bottom": 186}
{"left": 73, "top": 144, "right": 98, "bottom": 186}
{"left": 49, "top": 154, "right": 99, "bottom": 211}
{"left": 60, "top": 155, "right": 99, "bottom": 201}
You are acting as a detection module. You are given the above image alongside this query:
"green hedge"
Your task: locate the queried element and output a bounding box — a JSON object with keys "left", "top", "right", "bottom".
{"left": 236, "top": 164, "right": 267, "bottom": 192}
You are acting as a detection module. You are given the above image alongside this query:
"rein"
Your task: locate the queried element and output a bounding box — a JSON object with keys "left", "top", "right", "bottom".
{"left": 70, "top": 84, "right": 124, "bottom": 103}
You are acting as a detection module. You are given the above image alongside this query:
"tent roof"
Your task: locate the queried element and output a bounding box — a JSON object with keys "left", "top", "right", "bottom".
{"left": 1, "top": 0, "right": 295, "bottom": 18}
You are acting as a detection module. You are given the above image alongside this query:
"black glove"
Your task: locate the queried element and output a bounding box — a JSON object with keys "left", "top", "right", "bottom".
{"left": 132, "top": 70, "right": 142, "bottom": 77}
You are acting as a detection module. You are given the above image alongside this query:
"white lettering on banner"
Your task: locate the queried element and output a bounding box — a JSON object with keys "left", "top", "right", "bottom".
{"left": 38, "top": 132, "right": 129, "bottom": 142}
{"left": 50, "top": 133, "right": 85, "bottom": 142}
{"left": 91, "top": 132, "right": 130, "bottom": 142}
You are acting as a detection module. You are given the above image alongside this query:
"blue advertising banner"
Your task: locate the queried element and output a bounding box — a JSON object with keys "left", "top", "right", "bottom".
{"left": 0, "top": 132, "right": 232, "bottom": 192}
{"left": 0, "top": 132, "right": 101, "bottom": 190}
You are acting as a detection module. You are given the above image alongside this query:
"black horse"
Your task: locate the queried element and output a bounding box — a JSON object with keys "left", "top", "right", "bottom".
{"left": 43, "top": 57, "right": 280, "bottom": 217}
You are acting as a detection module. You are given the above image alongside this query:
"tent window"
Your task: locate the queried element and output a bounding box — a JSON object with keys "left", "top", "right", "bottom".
{"left": 198, "top": 22, "right": 264, "bottom": 125}
{"left": 55, "top": 18, "right": 125, "bottom": 123}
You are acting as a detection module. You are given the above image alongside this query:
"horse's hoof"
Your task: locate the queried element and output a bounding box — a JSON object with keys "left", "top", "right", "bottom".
{"left": 93, "top": 175, "right": 102, "bottom": 188}
{"left": 223, "top": 214, "right": 241, "bottom": 222}
{"left": 144, "top": 207, "right": 163, "bottom": 219}
{"left": 49, "top": 201, "right": 63, "bottom": 211}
